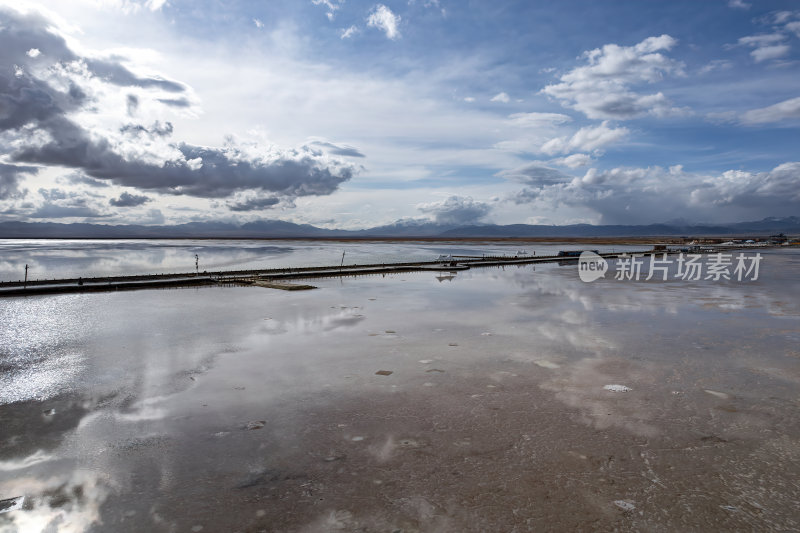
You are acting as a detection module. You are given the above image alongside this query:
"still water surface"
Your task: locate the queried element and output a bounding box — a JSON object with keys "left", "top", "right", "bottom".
{"left": 0, "top": 239, "right": 644, "bottom": 280}
{"left": 0, "top": 241, "right": 798, "bottom": 531}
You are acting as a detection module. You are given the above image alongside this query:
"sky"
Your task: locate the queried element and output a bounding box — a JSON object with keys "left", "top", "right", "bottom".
{"left": 0, "top": 0, "right": 799, "bottom": 229}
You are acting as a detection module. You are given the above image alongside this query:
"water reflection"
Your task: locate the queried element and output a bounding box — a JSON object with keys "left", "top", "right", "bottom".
{"left": 0, "top": 250, "right": 798, "bottom": 531}
{"left": 0, "top": 239, "right": 646, "bottom": 281}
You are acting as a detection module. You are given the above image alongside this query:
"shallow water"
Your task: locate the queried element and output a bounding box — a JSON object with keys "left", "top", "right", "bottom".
{"left": 0, "top": 243, "right": 799, "bottom": 531}
{"left": 0, "top": 239, "right": 644, "bottom": 281}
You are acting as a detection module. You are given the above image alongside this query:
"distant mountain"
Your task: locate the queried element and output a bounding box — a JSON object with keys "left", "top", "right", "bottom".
{"left": 0, "top": 217, "right": 798, "bottom": 239}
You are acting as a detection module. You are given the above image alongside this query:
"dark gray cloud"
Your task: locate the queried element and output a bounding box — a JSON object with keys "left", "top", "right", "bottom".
{"left": 126, "top": 94, "right": 139, "bottom": 116}
{"left": 110, "top": 191, "right": 151, "bottom": 207}
{"left": 120, "top": 121, "right": 173, "bottom": 138}
{"left": 157, "top": 97, "right": 192, "bottom": 108}
{"left": 12, "top": 122, "right": 355, "bottom": 198}
{"left": 417, "top": 195, "right": 492, "bottom": 225}
{"left": 308, "top": 141, "right": 365, "bottom": 158}
{"left": 227, "top": 195, "right": 281, "bottom": 211}
{"left": 0, "top": 5, "right": 356, "bottom": 207}
{"left": 38, "top": 188, "right": 69, "bottom": 201}
{"left": 143, "top": 208, "right": 165, "bottom": 224}
{"left": 0, "top": 7, "right": 180, "bottom": 130}
{"left": 497, "top": 163, "right": 573, "bottom": 187}
{"left": 30, "top": 203, "right": 108, "bottom": 218}
{"left": 0, "top": 163, "right": 35, "bottom": 199}
{"left": 63, "top": 172, "right": 110, "bottom": 188}
{"left": 84, "top": 58, "right": 184, "bottom": 92}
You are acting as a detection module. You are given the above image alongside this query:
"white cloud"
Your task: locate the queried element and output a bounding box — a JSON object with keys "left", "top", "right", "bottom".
{"left": 740, "top": 96, "right": 800, "bottom": 124}
{"left": 736, "top": 33, "right": 791, "bottom": 63}
{"left": 690, "top": 162, "right": 800, "bottom": 207}
{"left": 417, "top": 195, "right": 492, "bottom": 225}
{"left": 554, "top": 153, "right": 593, "bottom": 168}
{"left": 698, "top": 59, "right": 732, "bottom": 74}
{"left": 312, "top": 0, "right": 344, "bottom": 20}
{"left": 507, "top": 112, "right": 572, "bottom": 127}
{"left": 541, "top": 35, "right": 685, "bottom": 119}
{"left": 771, "top": 11, "right": 798, "bottom": 24}
{"left": 728, "top": 0, "right": 750, "bottom": 9}
{"left": 788, "top": 21, "right": 800, "bottom": 39}
{"left": 737, "top": 33, "right": 784, "bottom": 47}
{"left": 340, "top": 25, "right": 359, "bottom": 39}
{"left": 86, "top": 0, "right": 167, "bottom": 14}
{"left": 540, "top": 121, "right": 629, "bottom": 155}
{"left": 490, "top": 92, "right": 510, "bottom": 103}
{"left": 463, "top": 96, "right": 475, "bottom": 102}
{"left": 0, "top": 6, "right": 358, "bottom": 206}
{"left": 26, "top": 48, "right": 41, "bottom": 58}
{"left": 750, "top": 44, "right": 790, "bottom": 62}
{"left": 253, "top": 18, "right": 264, "bottom": 29}
{"left": 509, "top": 162, "right": 800, "bottom": 224}
{"left": 367, "top": 4, "right": 401, "bottom": 40}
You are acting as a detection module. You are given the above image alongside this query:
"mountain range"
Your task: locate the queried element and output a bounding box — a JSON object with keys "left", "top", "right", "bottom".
{"left": 0, "top": 217, "right": 798, "bottom": 239}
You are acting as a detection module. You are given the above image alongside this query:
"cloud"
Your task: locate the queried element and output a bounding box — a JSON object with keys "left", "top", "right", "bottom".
{"left": 29, "top": 188, "right": 108, "bottom": 218}
{"left": 84, "top": 57, "right": 185, "bottom": 92}
{"left": 417, "top": 195, "right": 491, "bottom": 225}
{"left": 126, "top": 94, "right": 139, "bottom": 116}
{"left": 143, "top": 208, "right": 165, "bottom": 224}
{"left": 510, "top": 162, "right": 800, "bottom": 224}
{"left": 496, "top": 163, "right": 573, "bottom": 187}
{"left": 145, "top": 0, "right": 167, "bottom": 11}
{"left": 541, "top": 35, "right": 685, "bottom": 119}
{"left": 308, "top": 140, "right": 366, "bottom": 157}
{"left": 0, "top": 163, "right": 36, "bottom": 200}
{"left": 736, "top": 33, "right": 791, "bottom": 63}
{"left": 367, "top": 4, "right": 401, "bottom": 40}
{"left": 689, "top": 162, "right": 800, "bottom": 208}
{"left": 312, "top": 0, "right": 344, "bottom": 20}
{"left": 737, "top": 33, "right": 785, "bottom": 47}
{"left": 253, "top": 18, "right": 264, "bottom": 29}
{"left": 119, "top": 120, "right": 174, "bottom": 138}
{"left": 750, "top": 44, "right": 790, "bottom": 62}
{"left": 110, "top": 191, "right": 151, "bottom": 207}
{"left": 0, "top": 5, "right": 357, "bottom": 204}
{"left": 740, "top": 96, "right": 800, "bottom": 124}
{"left": 63, "top": 173, "right": 110, "bottom": 188}
{"left": 340, "top": 25, "right": 360, "bottom": 39}
{"left": 698, "top": 59, "right": 733, "bottom": 74}
{"left": 507, "top": 112, "right": 572, "bottom": 127}
{"left": 728, "top": 0, "right": 751, "bottom": 9}
{"left": 540, "top": 121, "right": 629, "bottom": 155}
{"left": 30, "top": 204, "right": 108, "bottom": 218}
{"left": 157, "top": 97, "right": 192, "bottom": 108}
{"left": 13, "top": 131, "right": 357, "bottom": 198}
{"left": 490, "top": 92, "right": 510, "bottom": 103}
{"left": 553, "top": 153, "right": 593, "bottom": 168}
{"left": 226, "top": 194, "right": 281, "bottom": 212}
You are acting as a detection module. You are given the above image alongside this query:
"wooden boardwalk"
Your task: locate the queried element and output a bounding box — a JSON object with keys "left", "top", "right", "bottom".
{"left": 0, "top": 251, "right": 655, "bottom": 297}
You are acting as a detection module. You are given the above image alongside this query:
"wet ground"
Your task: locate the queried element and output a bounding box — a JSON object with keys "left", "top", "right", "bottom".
{"left": 1, "top": 248, "right": 799, "bottom": 532}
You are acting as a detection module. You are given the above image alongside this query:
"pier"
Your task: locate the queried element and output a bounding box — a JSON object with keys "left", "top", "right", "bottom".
{"left": 0, "top": 248, "right": 745, "bottom": 297}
